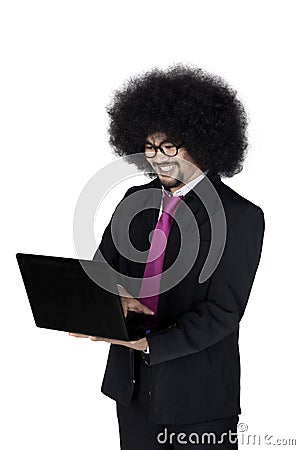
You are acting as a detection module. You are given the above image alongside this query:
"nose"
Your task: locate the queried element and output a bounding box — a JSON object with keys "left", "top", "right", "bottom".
{"left": 154, "top": 154, "right": 174, "bottom": 164}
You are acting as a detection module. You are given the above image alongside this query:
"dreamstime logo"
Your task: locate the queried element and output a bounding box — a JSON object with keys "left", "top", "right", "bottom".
{"left": 73, "top": 153, "right": 227, "bottom": 297}
{"left": 157, "top": 427, "right": 239, "bottom": 446}
{"left": 156, "top": 423, "right": 297, "bottom": 446}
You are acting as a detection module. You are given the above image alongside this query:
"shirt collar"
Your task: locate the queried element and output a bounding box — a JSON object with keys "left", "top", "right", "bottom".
{"left": 162, "top": 170, "right": 209, "bottom": 197}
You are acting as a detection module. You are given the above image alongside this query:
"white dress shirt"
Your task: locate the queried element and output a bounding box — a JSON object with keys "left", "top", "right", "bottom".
{"left": 157, "top": 170, "right": 208, "bottom": 221}
{"left": 118, "top": 170, "right": 209, "bottom": 354}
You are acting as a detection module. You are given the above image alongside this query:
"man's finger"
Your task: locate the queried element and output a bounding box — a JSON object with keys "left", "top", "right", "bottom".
{"left": 89, "top": 336, "right": 104, "bottom": 341}
{"left": 135, "top": 302, "right": 155, "bottom": 315}
{"left": 69, "top": 332, "right": 90, "bottom": 338}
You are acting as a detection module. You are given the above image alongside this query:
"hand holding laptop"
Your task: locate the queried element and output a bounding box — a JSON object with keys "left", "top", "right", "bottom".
{"left": 68, "top": 332, "right": 149, "bottom": 351}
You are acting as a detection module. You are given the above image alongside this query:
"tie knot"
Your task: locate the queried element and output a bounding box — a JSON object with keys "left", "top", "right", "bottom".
{"left": 162, "top": 190, "right": 184, "bottom": 213}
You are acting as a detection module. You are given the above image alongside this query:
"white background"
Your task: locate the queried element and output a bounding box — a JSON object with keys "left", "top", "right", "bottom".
{"left": 1, "top": 1, "right": 299, "bottom": 449}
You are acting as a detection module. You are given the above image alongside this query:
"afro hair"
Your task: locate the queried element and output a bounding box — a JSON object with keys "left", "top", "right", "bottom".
{"left": 106, "top": 63, "right": 249, "bottom": 178}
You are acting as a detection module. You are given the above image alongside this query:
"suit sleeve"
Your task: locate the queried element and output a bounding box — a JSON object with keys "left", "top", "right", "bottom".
{"left": 146, "top": 204, "right": 265, "bottom": 366}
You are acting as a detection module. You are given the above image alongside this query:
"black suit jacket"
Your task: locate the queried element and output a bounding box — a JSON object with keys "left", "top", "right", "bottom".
{"left": 93, "top": 171, "right": 265, "bottom": 424}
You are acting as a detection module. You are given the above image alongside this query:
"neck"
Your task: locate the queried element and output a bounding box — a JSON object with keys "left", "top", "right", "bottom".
{"left": 167, "top": 169, "right": 204, "bottom": 194}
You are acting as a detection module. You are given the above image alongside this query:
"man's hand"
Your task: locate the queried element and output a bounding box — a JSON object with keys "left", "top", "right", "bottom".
{"left": 69, "top": 332, "right": 148, "bottom": 351}
{"left": 117, "top": 284, "right": 154, "bottom": 318}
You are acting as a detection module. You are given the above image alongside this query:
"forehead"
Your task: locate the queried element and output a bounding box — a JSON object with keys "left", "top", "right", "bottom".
{"left": 146, "top": 132, "right": 181, "bottom": 145}
{"left": 145, "top": 132, "right": 168, "bottom": 143}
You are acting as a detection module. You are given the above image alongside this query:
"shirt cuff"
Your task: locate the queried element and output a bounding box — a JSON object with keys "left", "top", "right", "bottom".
{"left": 143, "top": 343, "right": 150, "bottom": 354}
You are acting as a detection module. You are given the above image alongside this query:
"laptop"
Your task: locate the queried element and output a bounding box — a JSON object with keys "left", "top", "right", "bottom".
{"left": 16, "top": 252, "right": 172, "bottom": 341}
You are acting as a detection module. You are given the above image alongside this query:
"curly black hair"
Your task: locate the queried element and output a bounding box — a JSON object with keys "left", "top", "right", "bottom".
{"left": 106, "top": 63, "right": 249, "bottom": 178}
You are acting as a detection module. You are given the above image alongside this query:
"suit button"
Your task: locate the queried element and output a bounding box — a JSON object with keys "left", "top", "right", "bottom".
{"left": 148, "top": 390, "right": 151, "bottom": 397}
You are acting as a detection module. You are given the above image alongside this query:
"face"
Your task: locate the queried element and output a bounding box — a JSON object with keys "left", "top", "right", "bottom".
{"left": 145, "top": 132, "right": 203, "bottom": 194}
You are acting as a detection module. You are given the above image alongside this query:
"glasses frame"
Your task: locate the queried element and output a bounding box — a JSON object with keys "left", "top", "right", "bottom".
{"left": 144, "top": 140, "right": 185, "bottom": 158}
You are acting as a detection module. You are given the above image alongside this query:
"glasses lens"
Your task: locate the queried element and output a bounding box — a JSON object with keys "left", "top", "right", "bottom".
{"left": 160, "top": 142, "right": 177, "bottom": 156}
{"left": 145, "top": 144, "right": 156, "bottom": 158}
{"left": 144, "top": 141, "right": 179, "bottom": 158}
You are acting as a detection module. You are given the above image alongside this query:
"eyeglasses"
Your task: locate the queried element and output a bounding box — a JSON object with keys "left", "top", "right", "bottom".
{"left": 144, "top": 140, "right": 185, "bottom": 158}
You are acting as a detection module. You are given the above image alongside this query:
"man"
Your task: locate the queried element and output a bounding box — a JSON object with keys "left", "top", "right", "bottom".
{"left": 70, "top": 64, "right": 265, "bottom": 449}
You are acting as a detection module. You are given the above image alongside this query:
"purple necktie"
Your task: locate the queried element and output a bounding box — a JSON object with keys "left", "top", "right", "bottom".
{"left": 138, "top": 190, "right": 184, "bottom": 315}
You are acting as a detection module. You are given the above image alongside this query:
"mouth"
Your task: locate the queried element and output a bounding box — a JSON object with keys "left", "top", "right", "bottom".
{"left": 156, "top": 163, "right": 177, "bottom": 175}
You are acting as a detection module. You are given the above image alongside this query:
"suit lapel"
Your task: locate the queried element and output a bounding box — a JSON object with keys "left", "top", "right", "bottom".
{"left": 146, "top": 171, "right": 221, "bottom": 228}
